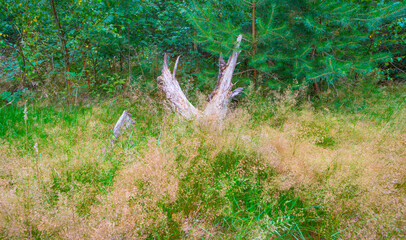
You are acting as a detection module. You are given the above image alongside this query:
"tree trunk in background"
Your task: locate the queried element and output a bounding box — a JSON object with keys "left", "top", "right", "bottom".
{"left": 313, "top": 82, "right": 320, "bottom": 94}
{"left": 50, "top": 0, "right": 71, "bottom": 102}
{"left": 82, "top": 50, "right": 90, "bottom": 91}
{"left": 68, "top": 0, "right": 91, "bottom": 92}
{"left": 127, "top": 22, "right": 132, "bottom": 88}
{"left": 193, "top": 31, "right": 197, "bottom": 51}
{"left": 17, "top": 43, "right": 26, "bottom": 87}
{"left": 252, "top": 1, "right": 257, "bottom": 88}
{"left": 120, "top": 52, "right": 124, "bottom": 73}
{"left": 92, "top": 57, "right": 98, "bottom": 84}
{"left": 157, "top": 35, "right": 244, "bottom": 120}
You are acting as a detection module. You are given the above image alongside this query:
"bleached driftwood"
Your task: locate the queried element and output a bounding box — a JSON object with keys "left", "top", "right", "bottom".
{"left": 157, "top": 34, "right": 244, "bottom": 120}
{"left": 112, "top": 110, "right": 134, "bottom": 141}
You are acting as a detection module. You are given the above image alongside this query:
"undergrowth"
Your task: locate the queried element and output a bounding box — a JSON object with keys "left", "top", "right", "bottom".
{"left": 0, "top": 82, "right": 405, "bottom": 239}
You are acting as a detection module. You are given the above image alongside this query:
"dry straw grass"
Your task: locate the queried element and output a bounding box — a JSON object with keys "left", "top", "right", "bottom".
{"left": 0, "top": 88, "right": 405, "bottom": 239}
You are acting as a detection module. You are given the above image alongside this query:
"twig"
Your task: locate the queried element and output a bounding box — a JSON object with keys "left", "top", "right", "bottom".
{"left": 233, "top": 69, "right": 257, "bottom": 75}
{"left": 0, "top": 100, "right": 14, "bottom": 110}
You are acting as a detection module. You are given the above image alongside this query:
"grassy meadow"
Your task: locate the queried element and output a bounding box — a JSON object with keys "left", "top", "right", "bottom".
{"left": 0, "top": 82, "right": 405, "bottom": 239}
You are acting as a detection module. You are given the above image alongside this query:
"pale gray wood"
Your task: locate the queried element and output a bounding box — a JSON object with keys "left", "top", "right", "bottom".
{"left": 157, "top": 35, "right": 244, "bottom": 120}
{"left": 157, "top": 54, "right": 200, "bottom": 119}
{"left": 203, "top": 34, "right": 244, "bottom": 119}
{"left": 207, "top": 54, "right": 226, "bottom": 102}
{"left": 113, "top": 110, "right": 134, "bottom": 139}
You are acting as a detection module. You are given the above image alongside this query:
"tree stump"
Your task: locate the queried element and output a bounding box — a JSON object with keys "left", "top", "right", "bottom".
{"left": 157, "top": 35, "right": 244, "bottom": 120}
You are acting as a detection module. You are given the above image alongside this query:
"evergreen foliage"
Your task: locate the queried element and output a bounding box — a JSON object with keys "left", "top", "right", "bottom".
{"left": 189, "top": 0, "right": 406, "bottom": 89}
{"left": 0, "top": 1, "right": 406, "bottom": 239}
{"left": 0, "top": 0, "right": 405, "bottom": 102}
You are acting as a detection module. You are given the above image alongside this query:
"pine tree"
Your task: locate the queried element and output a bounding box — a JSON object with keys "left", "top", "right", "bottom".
{"left": 189, "top": 0, "right": 406, "bottom": 91}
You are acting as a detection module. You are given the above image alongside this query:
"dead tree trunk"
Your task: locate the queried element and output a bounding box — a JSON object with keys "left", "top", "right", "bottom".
{"left": 157, "top": 55, "right": 200, "bottom": 119}
{"left": 157, "top": 35, "right": 244, "bottom": 120}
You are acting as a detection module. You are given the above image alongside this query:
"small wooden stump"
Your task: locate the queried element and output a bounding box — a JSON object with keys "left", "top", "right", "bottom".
{"left": 111, "top": 110, "right": 134, "bottom": 144}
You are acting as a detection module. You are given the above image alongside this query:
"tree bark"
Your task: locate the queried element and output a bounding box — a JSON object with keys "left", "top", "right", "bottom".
{"left": 109, "top": 110, "right": 134, "bottom": 146}
{"left": 50, "top": 0, "right": 71, "bottom": 101}
{"left": 68, "top": 0, "right": 91, "bottom": 92}
{"left": 157, "top": 55, "right": 200, "bottom": 119}
{"left": 127, "top": 23, "right": 132, "bottom": 87}
{"left": 157, "top": 35, "right": 244, "bottom": 120}
{"left": 252, "top": 1, "right": 257, "bottom": 88}
{"left": 82, "top": 50, "right": 90, "bottom": 91}
{"left": 204, "top": 34, "right": 244, "bottom": 119}
{"left": 113, "top": 110, "right": 134, "bottom": 139}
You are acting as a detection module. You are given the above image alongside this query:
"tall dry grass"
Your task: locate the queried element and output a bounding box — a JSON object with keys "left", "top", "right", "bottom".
{"left": 0, "top": 85, "right": 405, "bottom": 239}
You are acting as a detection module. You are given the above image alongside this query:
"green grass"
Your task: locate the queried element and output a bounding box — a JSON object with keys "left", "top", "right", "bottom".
{"left": 0, "top": 82, "right": 405, "bottom": 239}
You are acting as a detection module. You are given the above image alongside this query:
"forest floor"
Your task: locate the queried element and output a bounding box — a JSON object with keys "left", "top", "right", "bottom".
{"left": 0, "top": 83, "right": 405, "bottom": 239}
